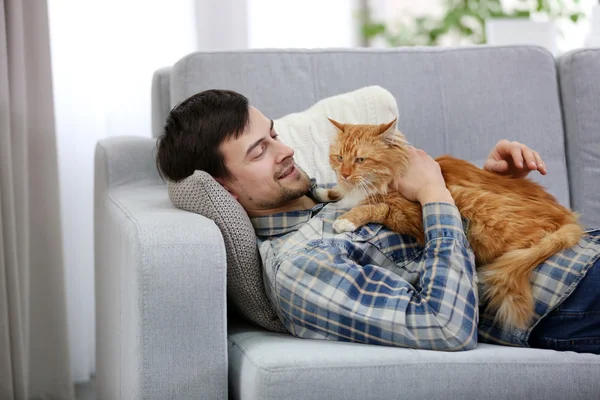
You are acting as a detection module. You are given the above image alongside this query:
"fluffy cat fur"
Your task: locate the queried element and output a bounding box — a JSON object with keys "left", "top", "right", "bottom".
{"left": 318, "top": 118, "right": 583, "bottom": 330}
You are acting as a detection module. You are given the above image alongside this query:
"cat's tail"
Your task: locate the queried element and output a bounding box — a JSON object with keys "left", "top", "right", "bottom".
{"left": 479, "top": 223, "right": 583, "bottom": 330}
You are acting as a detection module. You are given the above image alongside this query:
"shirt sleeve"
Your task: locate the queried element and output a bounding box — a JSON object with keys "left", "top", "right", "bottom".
{"left": 273, "top": 202, "right": 478, "bottom": 351}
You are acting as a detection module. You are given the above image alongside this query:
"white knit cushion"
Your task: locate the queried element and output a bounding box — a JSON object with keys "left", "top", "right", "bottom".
{"left": 274, "top": 85, "right": 399, "bottom": 185}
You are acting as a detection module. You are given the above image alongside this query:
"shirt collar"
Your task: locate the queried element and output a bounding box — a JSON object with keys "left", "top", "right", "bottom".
{"left": 251, "top": 203, "right": 325, "bottom": 237}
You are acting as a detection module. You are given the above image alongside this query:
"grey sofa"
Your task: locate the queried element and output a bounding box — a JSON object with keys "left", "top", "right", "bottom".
{"left": 94, "top": 46, "right": 600, "bottom": 400}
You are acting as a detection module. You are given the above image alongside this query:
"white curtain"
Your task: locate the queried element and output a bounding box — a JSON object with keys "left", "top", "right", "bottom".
{"left": 0, "top": 0, "right": 74, "bottom": 399}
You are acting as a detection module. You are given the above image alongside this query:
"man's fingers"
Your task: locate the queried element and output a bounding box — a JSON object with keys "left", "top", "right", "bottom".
{"left": 521, "top": 147, "right": 538, "bottom": 170}
{"left": 533, "top": 151, "right": 547, "bottom": 175}
{"left": 493, "top": 139, "right": 511, "bottom": 155}
{"left": 488, "top": 139, "right": 548, "bottom": 177}
{"left": 484, "top": 159, "right": 509, "bottom": 172}
{"left": 510, "top": 146, "right": 524, "bottom": 168}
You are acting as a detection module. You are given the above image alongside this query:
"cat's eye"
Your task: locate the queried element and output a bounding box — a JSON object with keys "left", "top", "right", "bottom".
{"left": 336, "top": 155, "right": 343, "bottom": 162}
{"left": 355, "top": 157, "right": 365, "bottom": 164}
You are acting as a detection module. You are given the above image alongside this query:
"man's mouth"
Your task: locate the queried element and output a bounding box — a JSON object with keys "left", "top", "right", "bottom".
{"left": 278, "top": 164, "right": 297, "bottom": 180}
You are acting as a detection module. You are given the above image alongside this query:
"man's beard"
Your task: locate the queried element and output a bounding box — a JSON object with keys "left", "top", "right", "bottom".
{"left": 255, "top": 165, "right": 311, "bottom": 209}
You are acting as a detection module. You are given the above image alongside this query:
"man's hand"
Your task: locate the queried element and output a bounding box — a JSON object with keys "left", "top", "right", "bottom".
{"left": 483, "top": 139, "right": 547, "bottom": 179}
{"left": 390, "top": 147, "right": 454, "bottom": 205}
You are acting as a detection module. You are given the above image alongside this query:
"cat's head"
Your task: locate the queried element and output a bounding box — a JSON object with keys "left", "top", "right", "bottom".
{"left": 328, "top": 118, "right": 410, "bottom": 195}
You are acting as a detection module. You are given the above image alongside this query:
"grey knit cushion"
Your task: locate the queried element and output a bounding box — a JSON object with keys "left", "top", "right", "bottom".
{"left": 168, "top": 171, "right": 288, "bottom": 333}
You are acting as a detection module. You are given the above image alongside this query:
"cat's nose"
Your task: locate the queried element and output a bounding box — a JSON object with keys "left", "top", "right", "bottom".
{"left": 341, "top": 172, "right": 350, "bottom": 179}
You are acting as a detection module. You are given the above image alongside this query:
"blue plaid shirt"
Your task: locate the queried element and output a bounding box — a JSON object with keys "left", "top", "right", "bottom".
{"left": 252, "top": 182, "right": 600, "bottom": 350}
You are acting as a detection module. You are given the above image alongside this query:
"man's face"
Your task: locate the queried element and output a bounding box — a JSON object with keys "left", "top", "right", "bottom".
{"left": 218, "top": 106, "right": 311, "bottom": 214}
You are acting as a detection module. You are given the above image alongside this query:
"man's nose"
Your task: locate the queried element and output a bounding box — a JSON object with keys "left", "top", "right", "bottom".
{"left": 276, "top": 141, "right": 294, "bottom": 162}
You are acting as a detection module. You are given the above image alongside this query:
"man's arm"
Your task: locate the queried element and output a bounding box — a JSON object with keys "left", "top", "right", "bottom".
{"left": 274, "top": 202, "right": 478, "bottom": 351}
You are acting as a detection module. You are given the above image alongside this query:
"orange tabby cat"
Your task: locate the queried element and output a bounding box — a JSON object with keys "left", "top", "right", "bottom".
{"left": 317, "top": 118, "right": 583, "bottom": 330}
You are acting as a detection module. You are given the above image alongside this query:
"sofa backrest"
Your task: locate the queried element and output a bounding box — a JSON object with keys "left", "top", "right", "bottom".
{"left": 558, "top": 48, "right": 600, "bottom": 229}
{"left": 151, "top": 66, "right": 172, "bottom": 139}
{"left": 155, "top": 46, "right": 571, "bottom": 207}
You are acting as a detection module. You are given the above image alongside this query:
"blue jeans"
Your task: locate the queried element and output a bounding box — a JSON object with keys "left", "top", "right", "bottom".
{"left": 528, "top": 258, "right": 600, "bottom": 354}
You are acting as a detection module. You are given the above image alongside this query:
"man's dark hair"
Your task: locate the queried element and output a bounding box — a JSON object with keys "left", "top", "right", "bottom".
{"left": 155, "top": 89, "right": 250, "bottom": 182}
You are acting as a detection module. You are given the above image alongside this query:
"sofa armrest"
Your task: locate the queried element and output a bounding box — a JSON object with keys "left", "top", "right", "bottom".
{"left": 95, "top": 136, "right": 162, "bottom": 189}
{"left": 94, "top": 138, "right": 228, "bottom": 400}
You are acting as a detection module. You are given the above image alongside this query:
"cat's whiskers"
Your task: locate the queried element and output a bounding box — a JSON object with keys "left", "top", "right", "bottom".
{"left": 358, "top": 178, "right": 378, "bottom": 203}
{"left": 361, "top": 177, "right": 378, "bottom": 194}
{"left": 355, "top": 180, "right": 369, "bottom": 202}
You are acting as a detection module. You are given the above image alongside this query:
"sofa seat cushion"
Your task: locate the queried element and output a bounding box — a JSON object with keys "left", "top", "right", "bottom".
{"left": 228, "top": 322, "right": 600, "bottom": 400}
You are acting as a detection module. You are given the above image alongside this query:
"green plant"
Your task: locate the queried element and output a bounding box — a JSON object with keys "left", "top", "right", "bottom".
{"left": 360, "top": 0, "right": 585, "bottom": 47}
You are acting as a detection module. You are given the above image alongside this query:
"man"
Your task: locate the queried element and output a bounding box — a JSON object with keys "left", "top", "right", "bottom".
{"left": 156, "top": 89, "right": 600, "bottom": 353}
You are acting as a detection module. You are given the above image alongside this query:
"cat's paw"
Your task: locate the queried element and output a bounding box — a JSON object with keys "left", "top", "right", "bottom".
{"left": 333, "top": 218, "right": 357, "bottom": 233}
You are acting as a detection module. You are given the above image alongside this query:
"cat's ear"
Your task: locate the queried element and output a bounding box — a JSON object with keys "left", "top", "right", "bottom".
{"left": 378, "top": 118, "right": 409, "bottom": 145}
{"left": 328, "top": 118, "right": 345, "bottom": 132}
{"left": 378, "top": 118, "right": 397, "bottom": 136}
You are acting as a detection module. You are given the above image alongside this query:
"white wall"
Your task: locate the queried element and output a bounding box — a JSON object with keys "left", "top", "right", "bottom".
{"left": 248, "top": 0, "right": 360, "bottom": 48}
{"left": 47, "top": 0, "right": 198, "bottom": 383}
{"left": 195, "top": 0, "right": 249, "bottom": 49}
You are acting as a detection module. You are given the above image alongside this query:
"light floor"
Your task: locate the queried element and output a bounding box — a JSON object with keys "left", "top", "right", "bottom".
{"left": 75, "top": 377, "right": 95, "bottom": 400}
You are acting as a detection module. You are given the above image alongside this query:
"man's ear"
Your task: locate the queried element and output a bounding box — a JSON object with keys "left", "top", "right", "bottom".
{"left": 215, "top": 177, "right": 238, "bottom": 200}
